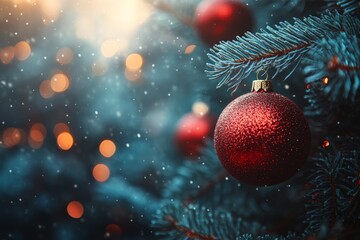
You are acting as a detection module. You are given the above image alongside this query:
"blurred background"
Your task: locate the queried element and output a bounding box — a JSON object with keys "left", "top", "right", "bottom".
{"left": 1, "top": 0, "right": 352, "bottom": 239}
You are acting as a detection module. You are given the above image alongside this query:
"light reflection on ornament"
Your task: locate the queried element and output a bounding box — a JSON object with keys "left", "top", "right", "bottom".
{"left": 39, "top": 80, "right": 55, "bottom": 99}
{"left": 99, "top": 139, "right": 116, "bottom": 158}
{"left": 57, "top": 132, "right": 74, "bottom": 150}
{"left": 50, "top": 73, "right": 70, "bottom": 93}
{"left": 56, "top": 47, "right": 74, "bottom": 65}
{"left": 67, "top": 201, "right": 84, "bottom": 219}
{"left": 192, "top": 101, "right": 209, "bottom": 116}
{"left": 92, "top": 164, "right": 110, "bottom": 182}
{"left": 0, "top": 46, "right": 15, "bottom": 64}
{"left": 184, "top": 44, "right": 196, "bottom": 54}
{"left": 14, "top": 41, "right": 31, "bottom": 61}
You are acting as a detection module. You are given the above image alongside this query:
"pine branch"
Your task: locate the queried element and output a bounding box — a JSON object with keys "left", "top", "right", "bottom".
{"left": 206, "top": 12, "right": 360, "bottom": 93}
{"left": 163, "top": 144, "right": 305, "bottom": 227}
{"left": 152, "top": 202, "right": 238, "bottom": 240}
{"left": 304, "top": 81, "right": 360, "bottom": 137}
{"left": 326, "top": 0, "right": 360, "bottom": 15}
{"left": 152, "top": 202, "right": 301, "bottom": 239}
{"left": 152, "top": 202, "right": 295, "bottom": 240}
{"left": 303, "top": 32, "right": 360, "bottom": 102}
{"left": 304, "top": 137, "right": 360, "bottom": 236}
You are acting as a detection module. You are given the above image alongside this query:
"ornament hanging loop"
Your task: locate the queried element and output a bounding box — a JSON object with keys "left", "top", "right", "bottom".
{"left": 252, "top": 69, "right": 272, "bottom": 92}
{"left": 256, "top": 68, "right": 269, "bottom": 81}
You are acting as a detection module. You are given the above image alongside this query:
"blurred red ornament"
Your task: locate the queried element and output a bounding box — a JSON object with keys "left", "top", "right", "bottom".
{"left": 175, "top": 113, "right": 214, "bottom": 157}
{"left": 195, "top": 0, "right": 254, "bottom": 46}
{"left": 214, "top": 80, "right": 311, "bottom": 186}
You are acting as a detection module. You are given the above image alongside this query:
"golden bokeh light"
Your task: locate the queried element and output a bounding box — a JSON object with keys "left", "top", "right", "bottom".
{"left": 67, "top": 201, "right": 84, "bottom": 219}
{"left": 28, "top": 123, "right": 46, "bottom": 149}
{"left": 124, "top": 68, "right": 142, "bottom": 83}
{"left": 57, "top": 132, "right": 74, "bottom": 150}
{"left": 14, "top": 41, "right": 31, "bottom": 61}
{"left": 39, "top": 80, "right": 55, "bottom": 99}
{"left": 2, "top": 128, "right": 24, "bottom": 148}
{"left": 53, "top": 123, "right": 70, "bottom": 137}
{"left": 50, "top": 73, "right": 70, "bottom": 93}
{"left": 184, "top": 44, "right": 197, "bottom": 54}
{"left": 105, "top": 224, "right": 122, "bottom": 237}
{"left": 192, "top": 101, "right": 209, "bottom": 116}
{"left": 56, "top": 47, "right": 74, "bottom": 65}
{"left": 99, "top": 139, "right": 116, "bottom": 158}
{"left": 92, "top": 164, "right": 110, "bottom": 182}
{"left": 39, "top": 0, "right": 62, "bottom": 23}
{"left": 125, "top": 53, "right": 143, "bottom": 72}
{"left": 0, "top": 46, "right": 15, "bottom": 64}
{"left": 101, "top": 39, "right": 119, "bottom": 58}
{"left": 74, "top": 0, "right": 152, "bottom": 45}
{"left": 92, "top": 60, "right": 109, "bottom": 76}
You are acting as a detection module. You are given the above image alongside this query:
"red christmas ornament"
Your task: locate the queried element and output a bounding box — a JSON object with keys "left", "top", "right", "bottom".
{"left": 214, "top": 80, "right": 311, "bottom": 186}
{"left": 195, "top": 0, "right": 254, "bottom": 46}
{"left": 175, "top": 113, "right": 213, "bottom": 157}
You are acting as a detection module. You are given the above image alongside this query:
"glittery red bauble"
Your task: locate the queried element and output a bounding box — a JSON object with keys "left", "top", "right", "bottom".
{"left": 195, "top": 0, "right": 254, "bottom": 46}
{"left": 214, "top": 91, "right": 311, "bottom": 186}
{"left": 175, "top": 113, "right": 213, "bottom": 157}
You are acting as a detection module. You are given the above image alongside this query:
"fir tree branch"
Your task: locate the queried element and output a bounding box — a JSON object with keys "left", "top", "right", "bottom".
{"left": 303, "top": 32, "right": 360, "bottom": 102}
{"left": 326, "top": 0, "right": 360, "bottom": 15}
{"left": 207, "top": 12, "right": 360, "bottom": 93}
{"left": 152, "top": 202, "right": 300, "bottom": 239}
{"left": 304, "top": 137, "right": 360, "bottom": 236}
{"left": 163, "top": 215, "right": 216, "bottom": 240}
{"left": 304, "top": 81, "right": 360, "bottom": 137}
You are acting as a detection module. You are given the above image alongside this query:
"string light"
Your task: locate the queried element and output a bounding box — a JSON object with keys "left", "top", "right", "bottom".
{"left": 39, "top": 80, "right": 55, "bottom": 99}
{"left": 14, "top": 41, "right": 31, "bottom": 61}
{"left": 322, "top": 139, "right": 330, "bottom": 148}
{"left": 50, "top": 73, "right": 70, "bottom": 93}
{"left": 28, "top": 123, "right": 46, "bottom": 149}
{"left": 125, "top": 53, "right": 143, "bottom": 72}
{"left": 56, "top": 47, "right": 74, "bottom": 65}
{"left": 57, "top": 132, "right": 74, "bottom": 150}
{"left": 53, "top": 123, "right": 70, "bottom": 137}
{"left": 184, "top": 44, "right": 196, "bottom": 54}
{"left": 92, "top": 164, "right": 110, "bottom": 182}
{"left": 101, "top": 39, "right": 119, "bottom": 58}
{"left": 0, "top": 46, "right": 15, "bottom": 64}
{"left": 99, "top": 139, "right": 116, "bottom": 158}
{"left": 192, "top": 101, "right": 209, "bottom": 116}
{"left": 67, "top": 201, "right": 84, "bottom": 219}
{"left": 322, "top": 77, "right": 329, "bottom": 85}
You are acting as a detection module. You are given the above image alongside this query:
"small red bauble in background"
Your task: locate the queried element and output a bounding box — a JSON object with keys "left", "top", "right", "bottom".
{"left": 195, "top": 0, "right": 254, "bottom": 46}
{"left": 214, "top": 80, "right": 311, "bottom": 186}
{"left": 175, "top": 103, "right": 214, "bottom": 157}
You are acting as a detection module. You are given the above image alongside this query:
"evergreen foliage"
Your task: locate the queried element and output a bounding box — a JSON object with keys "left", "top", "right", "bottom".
{"left": 207, "top": 12, "right": 359, "bottom": 93}
{"left": 304, "top": 138, "right": 360, "bottom": 238}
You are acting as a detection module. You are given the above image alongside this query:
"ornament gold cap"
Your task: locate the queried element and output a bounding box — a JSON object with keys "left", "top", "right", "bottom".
{"left": 251, "top": 80, "right": 272, "bottom": 92}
